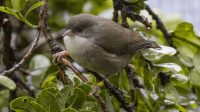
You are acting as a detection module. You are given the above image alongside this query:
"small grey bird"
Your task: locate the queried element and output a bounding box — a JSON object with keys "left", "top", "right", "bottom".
{"left": 55, "top": 14, "right": 159, "bottom": 77}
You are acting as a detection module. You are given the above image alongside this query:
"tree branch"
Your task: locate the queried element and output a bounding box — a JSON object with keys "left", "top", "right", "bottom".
{"left": 146, "top": 5, "right": 176, "bottom": 49}
{"left": 89, "top": 71, "right": 136, "bottom": 112}
{"left": 39, "top": 0, "right": 67, "bottom": 84}
{"left": 112, "top": 0, "right": 152, "bottom": 28}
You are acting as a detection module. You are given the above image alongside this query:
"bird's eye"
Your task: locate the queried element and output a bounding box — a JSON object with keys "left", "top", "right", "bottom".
{"left": 77, "top": 27, "right": 83, "bottom": 34}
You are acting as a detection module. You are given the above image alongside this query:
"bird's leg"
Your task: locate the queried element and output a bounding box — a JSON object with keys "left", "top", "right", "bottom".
{"left": 89, "top": 77, "right": 107, "bottom": 96}
{"left": 53, "top": 50, "right": 69, "bottom": 64}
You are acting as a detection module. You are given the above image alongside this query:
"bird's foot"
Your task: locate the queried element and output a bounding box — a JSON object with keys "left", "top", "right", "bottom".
{"left": 53, "top": 50, "right": 69, "bottom": 64}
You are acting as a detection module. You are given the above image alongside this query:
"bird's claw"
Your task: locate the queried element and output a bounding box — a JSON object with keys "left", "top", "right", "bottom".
{"left": 52, "top": 50, "right": 69, "bottom": 64}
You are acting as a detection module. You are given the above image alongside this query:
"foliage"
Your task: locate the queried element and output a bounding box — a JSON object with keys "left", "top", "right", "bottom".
{"left": 0, "top": 0, "right": 199, "bottom": 112}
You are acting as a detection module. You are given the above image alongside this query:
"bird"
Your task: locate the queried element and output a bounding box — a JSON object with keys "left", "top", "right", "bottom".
{"left": 54, "top": 14, "right": 160, "bottom": 78}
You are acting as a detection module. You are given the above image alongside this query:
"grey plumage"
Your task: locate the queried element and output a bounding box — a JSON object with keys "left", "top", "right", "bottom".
{"left": 63, "top": 14, "right": 159, "bottom": 76}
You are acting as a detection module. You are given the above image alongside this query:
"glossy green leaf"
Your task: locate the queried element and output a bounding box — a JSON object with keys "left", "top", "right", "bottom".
{"left": 174, "top": 22, "right": 200, "bottom": 45}
{"left": 169, "top": 74, "right": 188, "bottom": 85}
{"left": 29, "top": 54, "right": 51, "bottom": 70}
{"left": 178, "top": 53, "right": 193, "bottom": 67}
{"left": 142, "top": 45, "right": 177, "bottom": 61}
{"left": 29, "top": 55, "right": 51, "bottom": 87}
{"left": 11, "top": 0, "right": 20, "bottom": 11}
{"left": 175, "top": 104, "right": 189, "bottom": 112}
{"left": 66, "top": 88, "right": 86, "bottom": 109}
{"left": 188, "top": 68, "right": 200, "bottom": 86}
{"left": 173, "top": 38, "right": 198, "bottom": 58}
{"left": 143, "top": 68, "right": 153, "bottom": 91}
{"left": 0, "top": 90, "right": 9, "bottom": 108}
{"left": 99, "top": 90, "right": 115, "bottom": 112}
{"left": 0, "top": 75, "right": 16, "bottom": 90}
{"left": 25, "top": 2, "right": 44, "bottom": 18}
{"left": 193, "top": 49, "right": 200, "bottom": 73}
{"left": 74, "top": 77, "right": 81, "bottom": 87}
{"left": 10, "top": 96, "right": 46, "bottom": 112}
{"left": 194, "top": 86, "right": 200, "bottom": 102}
{"left": 165, "top": 85, "right": 179, "bottom": 105}
{"left": 66, "top": 77, "right": 74, "bottom": 92}
{"left": 60, "top": 85, "right": 72, "bottom": 102}
{"left": 0, "top": 6, "right": 21, "bottom": 20}
{"left": 154, "top": 63, "right": 182, "bottom": 72}
{"left": 11, "top": 0, "right": 27, "bottom": 11}
{"left": 36, "top": 87, "right": 65, "bottom": 111}
{"left": 41, "top": 72, "right": 58, "bottom": 89}
{"left": 158, "top": 105, "right": 179, "bottom": 112}
{"left": 78, "top": 84, "right": 93, "bottom": 95}
{"left": 175, "top": 86, "right": 197, "bottom": 105}
{"left": 20, "top": 0, "right": 27, "bottom": 11}
{"left": 62, "top": 108, "right": 78, "bottom": 112}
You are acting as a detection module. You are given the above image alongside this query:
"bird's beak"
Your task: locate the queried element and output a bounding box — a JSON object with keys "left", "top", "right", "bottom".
{"left": 62, "top": 29, "right": 73, "bottom": 37}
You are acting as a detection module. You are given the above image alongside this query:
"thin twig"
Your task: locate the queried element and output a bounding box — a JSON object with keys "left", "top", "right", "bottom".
{"left": 112, "top": 0, "right": 152, "bottom": 28}
{"left": 39, "top": 0, "right": 67, "bottom": 84}
{"left": 0, "top": 28, "right": 42, "bottom": 76}
{"left": 59, "top": 58, "right": 109, "bottom": 111}
{"left": 20, "top": 28, "right": 66, "bottom": 57}
{"left": 146, "top": 5, "right": 176, "bottom": 49}
{"left": 19, "top": 67, "right": 31, "bottom": 75}
{"left": 61, "top": 58, "right": 88, "bottom": 82}
{"left": 94, "top": 93, "right": 110, "bottom": 112}
{"left": 89, "top": 71, "right": 136, "bottom": 112}
{"left": 125, "top": 64, "right": 144, "bottom": 88}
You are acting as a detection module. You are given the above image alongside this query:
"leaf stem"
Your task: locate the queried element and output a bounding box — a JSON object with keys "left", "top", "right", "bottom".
{"left": 18, "top": 11, "right": 38, "bottom": 29}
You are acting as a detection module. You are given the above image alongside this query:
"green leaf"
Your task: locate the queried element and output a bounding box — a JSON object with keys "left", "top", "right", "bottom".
{"left": 193, "top": 49, "right": 200, "bottom": 73}
{"left": 29, "top": 55, "right": 51, "bottom": 87}
{"left": 178, "top": 53, "right": 193, "bottom": 67}
{"left": 169, "top": 74, "right": 188, "bottom": 85}
{"left": 36, "top": 87, "right": 65, "bottom": 111}
{"left": 188, "top": 68, "right": 200, "bottom": 86}
{"left": 142, "top": 45, "right": 177, "bottom": 61}
{"left": 29, "top": 54, "right": 51, "bottom": 70}
{"left": 62, "top": 108, "right": 78, "bottom": 112}
{"left": 154, "top": 63, "right": 182, "bottom": 73}
{"left": 41, "top": 72, "right": 58, "bottom": 89}
{"left": 194, "top": 86, "right": 200, "bottom": 102}
{"left": 99, "top": 90, "right": 115, "bottom": 112}
{"left": 74, "top": 77, "right": 81, "bottom": 87}
{"left": 174, "top": 22, "right": 200, "bottom": 44}
{"left": 25, "top": 1, "right": 44, "bottom": 18}
{"left": 78, "top": 109, "right": 95, "bottom": 112}
{"left": 11, "top": 0, "right": 20, "bottom": 11}
{"left": 158, "top": 105, "right": 179, "bottom": 112}
{"left": 175, "top": 104, "right": 189, "bottom": 112}
{"left": 0, "top": 90, "right": 9, "bottom": 108}
{"left": 11, "top": 0, "right": 27, "bottom": 11}
{"left": 126, "top": 0, "right": 138, "bottom": 3}
{"left": 0, "top": 6, "right": 10, "bottom": 13}
{"left": 66, "top": 77, "right": 74, "bottom": 92}
{"left": 66, "top": 88, "right": 86, "bottom": 109}
{"left": 0, "top": 75, "right": 16, "bottom": 90}
{"left": 143, "top": 68, "right": 153, "bottom": 91}
{"left": 175, "top": 86, "right": 197, "bottom": 105}
{"left": 20, "top": 0, "right": 27, "bottom": 11}
{"left": 78, "top": 84, "right": 93, "bottom": 95}
{"left": 10, "top": 96, "right": 46, "bottom": 112}
{"left": 0, "top": 6, "right": 21, "bottom": 20}
{"left": 60, "top": 85, "right": 72, "bottom": 103}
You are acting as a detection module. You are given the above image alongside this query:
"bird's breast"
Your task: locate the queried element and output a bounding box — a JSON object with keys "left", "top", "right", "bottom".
{"left": 63, "top": 35, "right": 131, "bottom": 76}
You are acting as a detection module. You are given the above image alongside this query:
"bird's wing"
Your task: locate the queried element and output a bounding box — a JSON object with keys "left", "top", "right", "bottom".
{"left": 94, "top": 18, "right": 160, "bottom": 55}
